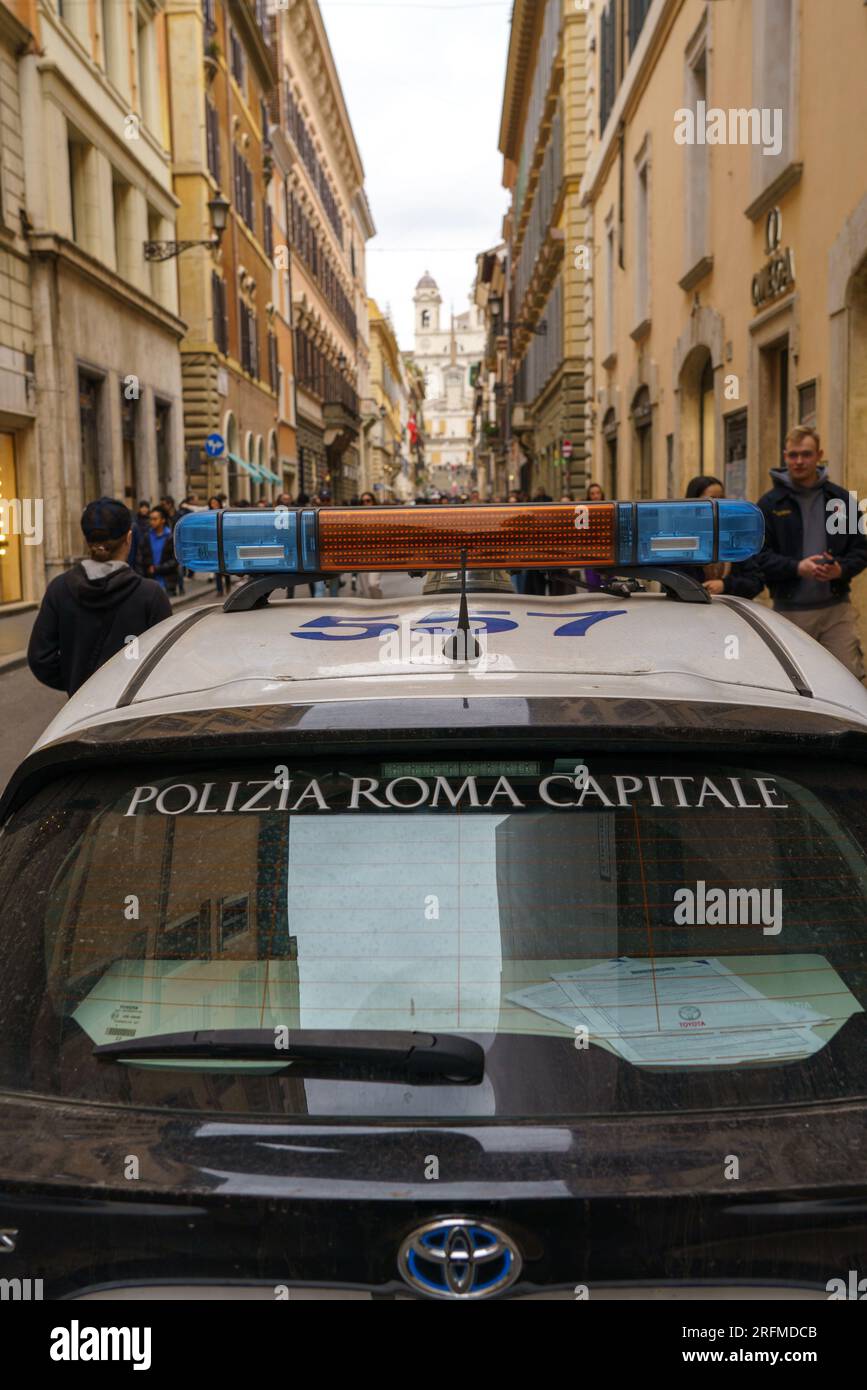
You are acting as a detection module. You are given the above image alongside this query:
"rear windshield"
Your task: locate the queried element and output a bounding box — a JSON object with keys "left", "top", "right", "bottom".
{"left": 0, "top": 754, "right": 865, "bottom": 1119}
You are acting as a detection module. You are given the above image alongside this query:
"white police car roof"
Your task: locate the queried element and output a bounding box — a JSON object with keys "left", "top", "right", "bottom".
{"left": 30, "top": 590, "right": 867, "bottom": 753}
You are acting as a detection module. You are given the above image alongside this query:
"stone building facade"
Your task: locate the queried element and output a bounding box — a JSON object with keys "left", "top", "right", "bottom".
{"left": 19, "top": 0, "right": 185, "bottom": 587}
{"left": 581, "top": 0, "right": 867, "bottom": 540}
{"left": 498, "top": 0, "right": 591, "bottom": 500}
{"left": 275, "top": 0, "right": 374, "bottom": 503}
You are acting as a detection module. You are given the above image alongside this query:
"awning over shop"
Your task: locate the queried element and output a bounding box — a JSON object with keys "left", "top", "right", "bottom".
{"left": 228, "top": 452, "right": 264, "bottom": 482}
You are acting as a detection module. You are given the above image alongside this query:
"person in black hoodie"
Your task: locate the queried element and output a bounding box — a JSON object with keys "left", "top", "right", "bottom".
{"left": 28, "top": 497, "right": 172, "bottom": 697}
{"left": 757, "top": 425, "right": 867, "bottom": 679}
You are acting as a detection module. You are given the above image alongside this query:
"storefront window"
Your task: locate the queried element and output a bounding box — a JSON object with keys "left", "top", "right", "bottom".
{"left": 0, "top": 433, "right": 23, "bottom": 604}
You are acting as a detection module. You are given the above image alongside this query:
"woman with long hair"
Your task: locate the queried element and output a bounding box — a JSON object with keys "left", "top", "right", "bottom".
{"left": 684, "top": 475, "right": 763, "bottom": 598}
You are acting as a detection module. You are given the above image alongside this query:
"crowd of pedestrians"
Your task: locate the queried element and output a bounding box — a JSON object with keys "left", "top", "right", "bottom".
{"left": 24, "top": 421, "right": 867, "bottom": 697}
{"left": 421, "top": 422, "right": 867, "bottom": 681}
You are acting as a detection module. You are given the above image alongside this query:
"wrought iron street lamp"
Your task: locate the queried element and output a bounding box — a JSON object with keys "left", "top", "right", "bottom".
{"left": 144, "top": 192, "right": 231, "bottom": 262}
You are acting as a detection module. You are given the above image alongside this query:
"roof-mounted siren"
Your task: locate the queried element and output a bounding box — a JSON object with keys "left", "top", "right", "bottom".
{"left": 174, "top": 500, "right": 765, "bottom": 607}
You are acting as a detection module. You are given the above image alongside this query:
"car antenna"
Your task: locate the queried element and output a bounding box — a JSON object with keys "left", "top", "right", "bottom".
{"left": 443, "top": 547, "right": 481, "bottom": 662}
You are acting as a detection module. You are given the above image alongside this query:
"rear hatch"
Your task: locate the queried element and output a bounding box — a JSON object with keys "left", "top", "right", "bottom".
{"left": 1, "top": 748, "right": 866, "bottom": 1298}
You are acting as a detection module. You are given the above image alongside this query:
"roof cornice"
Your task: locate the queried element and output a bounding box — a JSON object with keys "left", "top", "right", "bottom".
{"left": 285, "top": 0, "right": 366, "bottom": 192}
{"left": 498, "top": 0, "right": 538, "bottom": 160}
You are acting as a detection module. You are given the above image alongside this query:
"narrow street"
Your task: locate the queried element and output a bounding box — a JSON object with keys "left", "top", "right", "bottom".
{"left": 1, "top": 0, "right": 866, "bottom": 1337}
{"left": 0, "top": 570, "right": 423, "bottom": 790}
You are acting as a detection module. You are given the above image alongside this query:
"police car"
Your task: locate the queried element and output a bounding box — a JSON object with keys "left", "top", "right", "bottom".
{"left": 0, "top": 499, "right": 866, "bottom": 1301}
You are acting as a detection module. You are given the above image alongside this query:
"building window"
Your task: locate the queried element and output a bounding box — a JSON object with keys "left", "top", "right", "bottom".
{"left": 146, "top": 205, "right": 163, "bottom": 301}
{"left": 60, "top": 0, "right": 89, "bottom": 46}
{"left": 752, "top": 0, "right": 794, "bottom": 193}
{"left": 599, "top": 0, "right": 617, "bottom": 133}
{"left": 202, "top": 0, "right": 216, "bottom": 35}
{"left": 604, "top": 215, "right": 616, "bottom": 360}
{"left": 264, "top": 202, "right": 273, "bottom": 259}
{"left": 724, "top": 408, "right": 748, "bottom": 498}
{"left": 240, "top": 301, "right": 258, "bottom": 377}
{"left": 634, "top": 149, "right": 650, "bottom": 329}
{"left": 684, "top": 37, "right": 709, "bottom": 273}
{"left": 288, "top": 193, "right": 356, "bottom": 339}
{"left": 699, "top": 356, "right": 715, "bottom": 473}
{"left": 229, "top": 26, "right": 245, "bottom": 88}
{"left": 212, "top": 272, "right": 228, "bottom": 354}
{"left": 268, "top": 331, "right": 278, "bottom": 392}
{"left": 632, "top": 386, "right": 653, "bottom": 498}
{"left": 101, "top": 0, "right": 120, "bottom": 86}
{"left": 206, "top": 100, "right": 221, "bottom": 183}
{"left": 628, "top": 0, "right": 653, "bottom": 55}
{"left": 155, "top": 399, "right": 171, "bottom": 498}
{"left": 233, "top": 147, "right": 255, "bottom": 232}
{"left": 79, "top": 371, "right": 102, "bottom": 502}
{"left": 777, "top": 341, "right": 789, "bottom": 456}
{"left": 283, "top": 82, "right": 344, "bottom": 244}
{"left": 797, "top": 379, "right": 817, "bottom": 429}
{"left": 112, "top": 173, "right": 130, "bottom": 277}
{"left": 136, "top": 6, "right": 157, "bottom": 131}
{"left": 121, "top": 382, "right": 138, "bottom": 504}
{"left": 758, "top": 336, "right": 790, "bottom": 472}
{"left": 68, "top": 134, "right": 88, "bottom": 248}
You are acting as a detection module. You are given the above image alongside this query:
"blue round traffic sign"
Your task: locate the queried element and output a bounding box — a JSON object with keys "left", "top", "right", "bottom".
{"left": 205, "top": 432, "right": 225, "bottom": 458}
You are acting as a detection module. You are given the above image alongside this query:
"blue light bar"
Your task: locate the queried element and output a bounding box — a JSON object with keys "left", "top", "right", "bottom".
{"left": 623, "top": 499, "right": 763, "bottom": 565}
{"left": 174, "top": 508, "right": 300, "bottom": 573}
{"left": 174, "top": 501, "right": 764, "bottom": 575}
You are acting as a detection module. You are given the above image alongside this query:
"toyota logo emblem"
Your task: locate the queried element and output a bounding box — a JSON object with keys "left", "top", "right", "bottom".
{"left": 398, "top": 1217, "right": 522, "bottom": 1299}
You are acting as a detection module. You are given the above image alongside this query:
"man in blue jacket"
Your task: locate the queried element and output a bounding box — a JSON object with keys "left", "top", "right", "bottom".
{"left": 757, "top": 425, "right": 867, "bottom": 679}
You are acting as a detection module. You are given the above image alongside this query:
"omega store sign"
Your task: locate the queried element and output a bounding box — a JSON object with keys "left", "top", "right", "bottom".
{"left": 752, "top": 206, "right": 795, "bottom": 309}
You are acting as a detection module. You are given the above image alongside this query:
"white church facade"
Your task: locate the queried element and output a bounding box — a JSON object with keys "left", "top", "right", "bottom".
{"left": 413, "top": 272, "right": 485, "bottom": 495}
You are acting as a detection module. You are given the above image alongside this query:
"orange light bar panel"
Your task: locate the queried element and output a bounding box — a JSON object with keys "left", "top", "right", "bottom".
{"left": 317, "top": 504, "right": 617, "bottom": 572}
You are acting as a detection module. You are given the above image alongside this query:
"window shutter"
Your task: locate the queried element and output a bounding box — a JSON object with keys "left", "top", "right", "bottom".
{"left": 600, "top": 1, "right": 616, "bottom": 131}
{"left": 239, "top": 301, "right": 248, "bottom": 372}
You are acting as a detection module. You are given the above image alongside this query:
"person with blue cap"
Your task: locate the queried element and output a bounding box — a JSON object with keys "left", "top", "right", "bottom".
{"left": 28, "top": 497, "right": 172, "bottom": 696}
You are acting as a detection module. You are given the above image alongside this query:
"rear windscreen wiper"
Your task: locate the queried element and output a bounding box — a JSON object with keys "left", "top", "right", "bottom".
{"left": 93, "top": 1028, "right": 484, "bottom": 1083}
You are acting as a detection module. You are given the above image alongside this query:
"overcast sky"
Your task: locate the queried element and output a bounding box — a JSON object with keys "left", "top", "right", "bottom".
{"left": 320, "top": 0, "right": 512, "bottom": 349}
